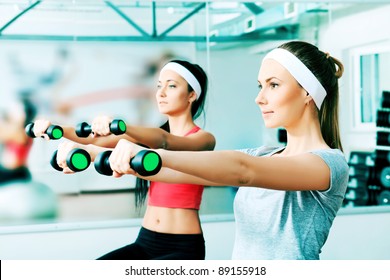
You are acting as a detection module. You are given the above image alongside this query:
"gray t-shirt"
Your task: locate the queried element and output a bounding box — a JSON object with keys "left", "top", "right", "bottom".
{"left": 232, "top": 146, "right": 349, "bottom": 260}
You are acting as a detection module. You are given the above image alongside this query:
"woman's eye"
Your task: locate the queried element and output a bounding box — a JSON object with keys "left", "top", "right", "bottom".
{"left": 257, "top": 84, "right": 262, "bottom": 90}
{"left": 168, "top": 84, "right": 176, "bottom": 88}
{"left": 157, "top": 84, "right": 162, "bottom": 89}
{"left": 270, "top": 82, "right": 279, "bottom": 88}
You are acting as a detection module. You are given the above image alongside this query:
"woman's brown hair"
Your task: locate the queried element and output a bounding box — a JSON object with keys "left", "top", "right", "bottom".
{"left": 278, "top": 41, "right": 344, "bottom": 151}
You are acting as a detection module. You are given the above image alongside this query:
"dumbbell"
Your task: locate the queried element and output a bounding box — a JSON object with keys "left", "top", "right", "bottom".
{"left": 25, "top": 123, "right": 63, "bottom": 140}
{"left": 50, "top": 148, "right": 91, "bottom": 172}
{"left": 377, "top": 110, "right": 390, "bottom": 128}
{"left": 379, "top": 166, "right": 390, "bottom": 188}
{"left": 344, "top": 187, "right": 369, "bottom": 206}
{"left": 94, "top": 150, "right": 162, "bottom": 177}
{"left": 374, "top": 150, "right": 390, "bottom": 166}
{"left": 381, "top": 91, "right": 390, "bottom": 109}
{"left": 75, "top": 119, "right": 126, "bottom": 137}
{"left": 377, "top": 132, "right": 390, "bottom": 146}
{"left": 377, "top": 190, "right": 390, "bottom": 205}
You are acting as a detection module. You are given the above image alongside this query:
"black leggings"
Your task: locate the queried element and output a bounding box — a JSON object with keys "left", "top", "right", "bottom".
{"left": 97, "top": 227, "right": 205, "bottom": 260}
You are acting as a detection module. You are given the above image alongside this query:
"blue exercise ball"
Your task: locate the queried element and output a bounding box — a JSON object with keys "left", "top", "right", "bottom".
{"left": 0, "top": 180, "right": 58, "bottom": 221}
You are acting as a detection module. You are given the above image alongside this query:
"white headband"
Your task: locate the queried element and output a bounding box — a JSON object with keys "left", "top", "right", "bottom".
{"left": 263, "top": 48, "right": 327, "bottom": 109}
{"left": 160, "top": 62, "right": 202, "bottom": 99}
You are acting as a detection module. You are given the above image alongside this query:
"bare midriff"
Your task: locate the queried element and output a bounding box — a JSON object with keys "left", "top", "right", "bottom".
{"left": 142, "top": 205, "right": 202, "bottom": 234}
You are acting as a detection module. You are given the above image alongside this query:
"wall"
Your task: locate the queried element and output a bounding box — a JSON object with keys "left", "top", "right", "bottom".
{"left": 321, "top": 207, "right": 390, "bottom": 259}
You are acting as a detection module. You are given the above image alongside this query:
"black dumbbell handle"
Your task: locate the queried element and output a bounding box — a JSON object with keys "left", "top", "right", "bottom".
{"left": 75, "top": 122, "right": 92, "bottom": 138}
{"left": 75, "top": 119, "right": 126, "bottom": 138}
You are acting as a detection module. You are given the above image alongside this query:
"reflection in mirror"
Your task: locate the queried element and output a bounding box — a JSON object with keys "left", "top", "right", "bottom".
{"left": 0, "top": 1, "right": 237, "bottom": 226}
{"left": 1, "top": 40, "right": 207, "bottom": 223}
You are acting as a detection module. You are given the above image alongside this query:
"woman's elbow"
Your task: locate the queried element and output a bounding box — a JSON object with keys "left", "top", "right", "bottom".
{"left": 159, "top": 133, "right": 169, "bottom": 149}
{"left": 205, "top": 135, "right": 216, "bottom": 151}
{"left": 236, "top": 160, "right": 252, "bottom": 186}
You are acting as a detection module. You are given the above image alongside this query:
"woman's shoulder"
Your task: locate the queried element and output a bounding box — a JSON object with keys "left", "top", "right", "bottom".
{"left": 310, "top": 148, "right": 349, "bottom": 173}
{"left": 310, "top": 148, "right": 347, "bottom": 160}
{"left": 188, "top": 127, "right": 216, "bottom": 151}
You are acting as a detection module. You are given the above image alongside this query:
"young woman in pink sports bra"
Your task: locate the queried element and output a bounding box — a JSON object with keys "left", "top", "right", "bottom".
{"left": 0, "top": 98, "right": 36, "bottom": 185}
{"left": 35, "top": 60, "right": 215, "bottom": 259}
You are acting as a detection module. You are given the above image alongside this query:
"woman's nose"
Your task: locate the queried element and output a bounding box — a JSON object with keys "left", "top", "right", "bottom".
{"left": 157, "top": 86, "right": 166, "bottom": 97}
{"left": 255, "top": 91, "right": 266, "bottom": 105}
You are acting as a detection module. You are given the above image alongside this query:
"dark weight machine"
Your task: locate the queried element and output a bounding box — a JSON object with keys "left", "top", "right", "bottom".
{"left": 344, "top": 91, "right": 390, "bottom": 207}
{"left": 373, "top": 91, "right": 390, "bottom": 205}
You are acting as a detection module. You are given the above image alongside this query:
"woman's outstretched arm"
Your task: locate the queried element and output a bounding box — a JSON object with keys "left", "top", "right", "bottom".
{"left": 156, "top": 149, "right": 330, "bottom": 191}
{"left": 108, "top": 140, "right": 330, "bottom": 191}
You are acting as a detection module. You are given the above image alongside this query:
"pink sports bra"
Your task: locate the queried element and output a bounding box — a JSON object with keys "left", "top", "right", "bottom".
{"left": 148, "top": 126, "right": 204, "bottom": 210}
{"left": 5, "top": 139, "right": 33, "bottom": 166}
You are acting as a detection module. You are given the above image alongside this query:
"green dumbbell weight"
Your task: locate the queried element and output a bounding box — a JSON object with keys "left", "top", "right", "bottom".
{"left": 75, "top": 119, "right": 126, "bottom": 137}
{"left": 50, "top": 148, "right": 91, "bottom": 172}
{"left": 94, "top": 150, "right": 161, "bottom": 177}
{"left": 25, "top": 122, "right": 63, "bottom": 140}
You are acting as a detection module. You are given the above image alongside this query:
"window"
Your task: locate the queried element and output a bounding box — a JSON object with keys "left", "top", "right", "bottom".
{"left": 359, "top": 53, "right": 379, "bottom": 124}
{"left": 352, "top": 43, "right": 390, "bottom": 131}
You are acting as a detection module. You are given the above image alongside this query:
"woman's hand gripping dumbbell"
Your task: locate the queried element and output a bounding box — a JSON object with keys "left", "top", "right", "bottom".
{"left": 76, "top": 116, "right": 126, "bottom": 138}
{"left": 50, "top": 141, "right": 91, "bottom": 173}
{"left": 25, "top": 121, "right": 63, "bottom": 140}
{"left": 94, "top": 139, "right": 162, "bottom": 177}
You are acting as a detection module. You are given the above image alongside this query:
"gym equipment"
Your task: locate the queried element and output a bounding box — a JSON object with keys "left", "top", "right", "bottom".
{"left": 344, "top": 188, "right": 369, "bottom": 206}
{"left": 75, "top": 119, "right": 126, "bottom": 137}
{"left": 344, "top": 151, "right": 375, "bottom": 206}
{"left": 50, "top": 148, "right": 91, "bottom": 172}
{"left": 344, "top": 176, "right": 370, "bottom": 206}
{"left": 376, "top": 110, "right": 390, "bottom": 127}
{"left": 375, "top": 150, "right": 390, "bottom": 165}
{"left": 379, "top": 166, "right": 390, "bottom": 188}
{"left": 25, "top": 122, "right": 63, "bottom": 140}
{"left": 0, "top": 180, "right": 58, "bottom": 220}
{"left": 349, "top": 151, "right": 374, "bottom": 166}
{"left": 381, "top": 91, "right": 390, "bottom": 108}
{"left": 94, "top": 150, "right": 162, "bottom": 177}
{"left": 377, "top": 190, "right": 390, "bottom": 205}
{"left": 372, "top": 91, "right": 390, "bottom": 205}
{"left": 377, "top": 132, "right": 390, "bottom": 146}
{"left": 349, "top": 165, "right": 370, "bottom": 181}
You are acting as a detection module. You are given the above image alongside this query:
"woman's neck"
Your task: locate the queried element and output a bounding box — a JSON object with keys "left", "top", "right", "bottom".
{"left": 281, "top": 118, "right": 329, "bottom": 156}
{"left": 167, "top": 115, "right": 196, "bottom": 136}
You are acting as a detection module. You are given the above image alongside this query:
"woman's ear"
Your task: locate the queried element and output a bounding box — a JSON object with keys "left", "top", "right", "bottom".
{"left": 189, "top": 91, "right": 197, "bottom": 103}
{"left": 304, "top": 92, "right": 313, "bottom": 105}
